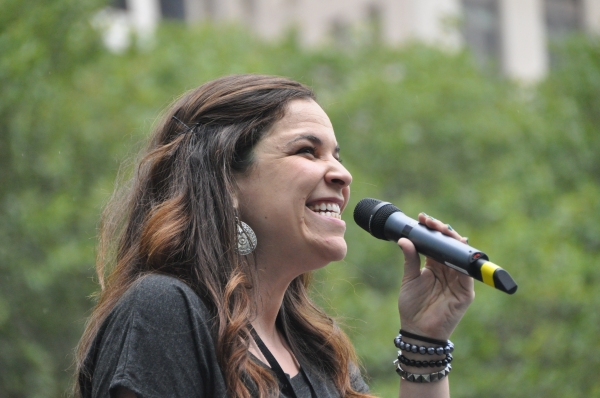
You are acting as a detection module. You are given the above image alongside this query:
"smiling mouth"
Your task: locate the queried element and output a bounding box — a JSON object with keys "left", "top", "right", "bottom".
{"left": 307, "top": 202, "right": 342, "bottom": 219}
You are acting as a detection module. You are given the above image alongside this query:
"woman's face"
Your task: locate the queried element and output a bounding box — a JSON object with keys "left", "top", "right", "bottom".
{"left": 235, "top": 99, "right": 352, "bottom": 277}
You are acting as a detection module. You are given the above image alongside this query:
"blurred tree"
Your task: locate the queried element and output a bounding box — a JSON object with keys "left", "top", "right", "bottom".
{"left": 321, "top": 37, "right": 600, "bottom": 397}
{"left": 0, "top": 0, "right": 107, "bottom": 396}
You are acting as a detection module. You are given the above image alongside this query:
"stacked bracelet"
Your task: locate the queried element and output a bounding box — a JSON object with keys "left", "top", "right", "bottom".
{"left": 394, "top": 335, "right": 454, "bottom": 355}
{"left": 397, "top": 352, "right": 453, "bottom": 368}
{"left": 399, "top": 329, "right": 447, "bottom": 345}
{"left": 395, "top": 362, "right": 452, "bottom": 383}
{"left": 393, "top": 330, "right": 455, "bottom": 383}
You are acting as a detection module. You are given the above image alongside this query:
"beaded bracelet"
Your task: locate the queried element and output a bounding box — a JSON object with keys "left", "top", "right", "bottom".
{"left": 395, "top": 362, "right": 452, "bottom": 383}
{"left": 397, "top": 352, "right": 453, "bottom": 368}
{"left": 394, "top": 335, "right": 455, "bottom": 355}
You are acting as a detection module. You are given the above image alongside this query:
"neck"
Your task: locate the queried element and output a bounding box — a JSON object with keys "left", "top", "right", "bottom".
{"left": 251, "top": 271, "right": 289, "bottom": 337}
{"left": 248, "top": 263, "right": 302, "bottom": 377}
{"left": 250, "top": 244, "right": 307, "bottom": 335}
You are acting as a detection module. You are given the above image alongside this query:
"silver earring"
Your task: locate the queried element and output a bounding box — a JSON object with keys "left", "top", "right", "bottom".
{"left": 236, "top": 218, "right": 257, "bottom": 255}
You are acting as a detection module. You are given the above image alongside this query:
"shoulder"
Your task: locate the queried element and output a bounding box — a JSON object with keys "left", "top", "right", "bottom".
{"left": 127, "top": 273, "right": 198, "bottom": 300}
{"left": 114, "top": 273, "right": 212, "bottom": 333}
{"left": 301, "top": 361, "right": 369, "bottom": 397}
{"left": 349, "top": 362, "right": 370, "bottom": 393}
{"left": 83, "top": 274, "right": 225, "bottom": 397}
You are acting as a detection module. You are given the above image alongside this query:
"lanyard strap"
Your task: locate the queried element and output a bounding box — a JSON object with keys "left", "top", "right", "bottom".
{"left": 250, "top": 327, "right": 297, "bottom": 397}
{"left": 250, "top": 327, "right": 318, "bottom": 398}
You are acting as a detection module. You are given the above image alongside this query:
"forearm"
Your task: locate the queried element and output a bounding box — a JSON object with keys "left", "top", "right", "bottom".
{"left": 399, "top": 377, "right": 449, "bottom": 398}
{"left": 393, "top": 215, "right": 474, "bottom": 398}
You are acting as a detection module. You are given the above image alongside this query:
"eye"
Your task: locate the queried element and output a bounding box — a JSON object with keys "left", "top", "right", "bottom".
{"left": 296, "top": 146, "right": 317, "bottom": 157}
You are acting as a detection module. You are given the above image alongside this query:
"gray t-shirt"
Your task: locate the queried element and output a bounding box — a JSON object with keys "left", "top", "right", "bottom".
{"left": 79, "top": 274, "right": 369, "bottom": 397}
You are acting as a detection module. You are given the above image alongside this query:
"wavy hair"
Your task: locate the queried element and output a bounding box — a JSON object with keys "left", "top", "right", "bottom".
{"left": 75, "top": 74, "right": 372, "bottom": 397}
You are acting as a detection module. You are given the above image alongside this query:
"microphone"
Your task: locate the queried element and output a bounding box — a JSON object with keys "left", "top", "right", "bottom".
{"left": 353, "top": 198, "right": 517, "bottom": 295}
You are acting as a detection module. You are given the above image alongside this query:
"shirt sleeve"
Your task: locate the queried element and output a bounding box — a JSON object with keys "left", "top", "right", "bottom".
{"left": 88, "top": 275, "right": 226, "bottom": 398}
{"left": 349, "top": 362, "right": 370, "bottom": 393}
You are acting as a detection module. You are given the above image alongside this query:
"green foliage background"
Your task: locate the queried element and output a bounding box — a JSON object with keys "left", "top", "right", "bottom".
{"left": 1, "top": 0, "right": 599, "bottom": 396}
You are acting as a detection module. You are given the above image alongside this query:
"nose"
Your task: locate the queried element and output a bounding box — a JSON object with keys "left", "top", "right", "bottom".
{"left": 326, "top": 159, "right": 352, "bottom": 188}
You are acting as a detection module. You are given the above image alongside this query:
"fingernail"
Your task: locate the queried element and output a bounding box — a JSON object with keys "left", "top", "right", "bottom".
{"left": 421, "top": 212, "right": 429, "bottom": 218}
{"left": 447, "top": 224, "right": 453, "bottom": 231}
{"left": 464, "top": 237, "right": 469, "bottom": 243}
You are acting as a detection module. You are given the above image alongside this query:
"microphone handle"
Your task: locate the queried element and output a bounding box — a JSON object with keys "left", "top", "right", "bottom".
{"left": 383, "top": 211, "right": 517, "bottom": 294}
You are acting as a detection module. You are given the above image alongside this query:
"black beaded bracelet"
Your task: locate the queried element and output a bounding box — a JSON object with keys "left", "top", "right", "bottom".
{"left": 397, "top": 352, "right": 453, "bottom": 368}
{"left": 394, "top": 335, "right": 455, "bottom": 355}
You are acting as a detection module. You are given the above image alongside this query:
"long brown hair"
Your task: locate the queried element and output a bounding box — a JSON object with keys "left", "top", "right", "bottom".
{"left": 75, "top": 74, "right": 372, "bottom": 397}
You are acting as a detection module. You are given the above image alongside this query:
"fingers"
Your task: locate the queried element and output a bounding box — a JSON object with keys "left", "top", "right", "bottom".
{"left": 399, "top": 212, "right": 469, "bottom": 282}
{"left": 418, "top": 212, "right": 464, "bottom": 241}
{"left": 398, "top": 238, "right": 421, "bottom": 281}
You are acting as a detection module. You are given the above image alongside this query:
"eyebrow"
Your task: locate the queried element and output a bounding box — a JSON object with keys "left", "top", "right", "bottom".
{"left": 286, "top": 134, "right": 341, "bottom": 154}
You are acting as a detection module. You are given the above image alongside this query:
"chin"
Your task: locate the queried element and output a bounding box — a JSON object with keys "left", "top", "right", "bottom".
{"left": 316, "top": 239, "right": 348, "bottom": 264}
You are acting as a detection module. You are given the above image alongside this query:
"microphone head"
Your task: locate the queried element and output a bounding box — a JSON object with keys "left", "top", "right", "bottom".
{"left": 353, "top": 198, "right": 382, "bottom": 231}
{"left": 354, "top": 198, "right": 401, "bottom": 240}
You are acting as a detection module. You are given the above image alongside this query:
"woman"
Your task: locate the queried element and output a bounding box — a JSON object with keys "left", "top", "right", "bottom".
{"left": 75, "top": 74, "right": 474, "bottom": 397}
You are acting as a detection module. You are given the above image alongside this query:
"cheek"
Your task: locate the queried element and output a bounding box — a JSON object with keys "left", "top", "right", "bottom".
{"left": 236, "top": 181, "right": 272, "bottom": 222}
{"left": 343, "top": 185, "right": 351, "bottom": 201}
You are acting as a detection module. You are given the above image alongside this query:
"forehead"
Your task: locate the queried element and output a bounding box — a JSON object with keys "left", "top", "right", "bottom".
{"left": 265, "top": 99, "right": 335, "bottom": 143}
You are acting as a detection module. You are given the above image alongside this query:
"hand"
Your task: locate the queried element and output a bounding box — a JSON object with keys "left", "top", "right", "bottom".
{"left": 397, "top": 213, "right": 475, "bottom": 341}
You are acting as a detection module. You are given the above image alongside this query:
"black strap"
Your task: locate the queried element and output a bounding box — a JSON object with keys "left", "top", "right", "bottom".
{"left": 399, "top": 329, "right": 448, "bottom": 346}
{"left": 250, "top": 328, "right": 312, "bottom": 398}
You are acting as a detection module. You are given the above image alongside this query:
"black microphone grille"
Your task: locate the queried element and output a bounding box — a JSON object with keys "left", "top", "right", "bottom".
{"left": 370, "top": 203, "right": 400, "bottom": 239}
{"left": 354, "top": 198, "right": 401, "bottom": 240}
{"left": 353, "top": 198, "right": 383, "bottom": 234}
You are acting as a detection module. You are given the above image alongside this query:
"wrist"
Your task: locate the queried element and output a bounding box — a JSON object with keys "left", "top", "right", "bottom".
{"left": 398, "top": 325, "right": 451, "bottom": 342}
{"left": 397, "top": 336, "right": 451, "bottom": 372}
{"left": 393, "top": 330, "right": 455, "bottom": 383}
{"left": 398, "top": 336, "right": 453, "bottom": 372}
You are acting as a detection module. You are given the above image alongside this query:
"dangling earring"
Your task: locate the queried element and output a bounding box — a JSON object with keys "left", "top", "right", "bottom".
{"left": 236, "top": 217, "right": 257, "bottom": 255}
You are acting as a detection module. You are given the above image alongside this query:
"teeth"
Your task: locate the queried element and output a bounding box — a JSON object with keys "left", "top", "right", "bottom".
{"left": 307, "top": 202, "right": 342, "bottom": 219}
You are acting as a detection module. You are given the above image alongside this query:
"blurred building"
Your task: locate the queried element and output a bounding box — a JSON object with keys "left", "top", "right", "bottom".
{"left": 105, "top": 0, "right": 600, "bottom": 82}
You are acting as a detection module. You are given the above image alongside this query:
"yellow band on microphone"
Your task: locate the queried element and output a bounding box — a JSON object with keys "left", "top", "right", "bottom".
{"left": 480, "top": 261, "right": 500, "bottom": 288}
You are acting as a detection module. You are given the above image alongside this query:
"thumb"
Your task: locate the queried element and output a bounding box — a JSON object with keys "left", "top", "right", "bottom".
{"left": 398, "top": 238, "right": 421, "bottom": 281}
